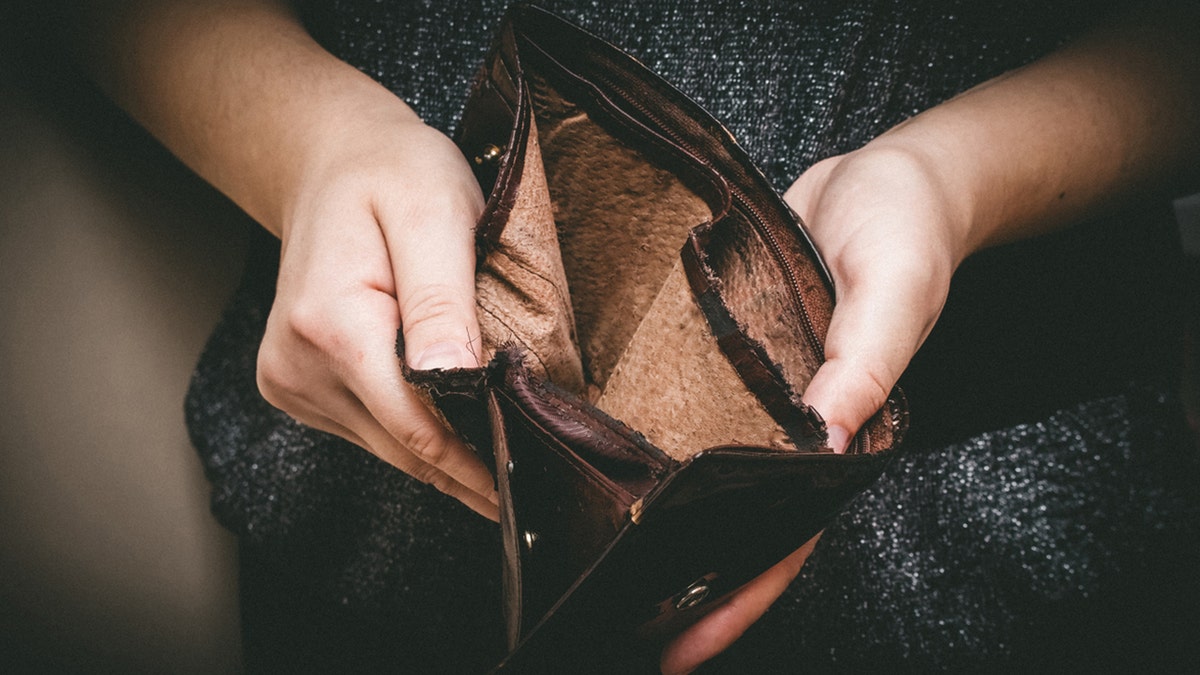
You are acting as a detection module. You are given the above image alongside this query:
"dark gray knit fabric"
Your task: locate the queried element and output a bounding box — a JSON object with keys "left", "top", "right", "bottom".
{"left": 185, "top": 1, "right": 1200, "bottom": 671}
{"left": 298, "top": 0, "right": 1102, "bottom": 191}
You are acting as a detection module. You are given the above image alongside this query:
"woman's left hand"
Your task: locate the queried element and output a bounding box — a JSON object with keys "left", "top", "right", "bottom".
{"left": 660, "top": 142, "right": 965, "bottom": 673}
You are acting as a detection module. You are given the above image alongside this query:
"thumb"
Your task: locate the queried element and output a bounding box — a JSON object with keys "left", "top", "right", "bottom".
{"left": 383, "top": 203, "right": 483, "bottom": 371}
{"left": 802, "top": 273, "right": 938, "bottom": 453}
{"left": 802, "top": 357, "right": 895, "bottom": 454}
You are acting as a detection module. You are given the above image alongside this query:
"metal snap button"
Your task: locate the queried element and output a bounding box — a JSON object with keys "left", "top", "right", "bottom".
{"left": 474, "top": 143, "right": 505, "bottom": 166}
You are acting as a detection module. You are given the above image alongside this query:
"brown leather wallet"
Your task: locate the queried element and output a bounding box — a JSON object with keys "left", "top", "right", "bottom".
{"left": 403, "top": 4, "right": 908, "bottom": 670}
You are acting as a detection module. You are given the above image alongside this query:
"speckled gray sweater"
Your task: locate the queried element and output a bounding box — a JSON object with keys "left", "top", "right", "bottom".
{"left": 185, "top": 1, "right": 1200, "bottom": 671}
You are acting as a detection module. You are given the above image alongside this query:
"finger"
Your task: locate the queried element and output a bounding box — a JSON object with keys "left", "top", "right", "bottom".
{"left": 280, "top": 402, "right": 370, "bottom": 450}
{"left": 802, "top": 309, "right": 925, "bottom": 453}
{"left": 802, "top": 255, "right": 942, "bottom": 452}
{"left": 355, "top": 420, "right": 501, "bottom": 521}
{"left": 660, "top": 534, "right": 822, "bottom": 675}
{"left": 290, "top": 378, "right": 500, "bottom": 521}
{"left": 378, "top": 153, "right": 486, "bottom": 370}
{"left": 337, "top": 291, "right": 498, "bottom": 498}
{"left": 262, "top": 278, "right": 499, "bottom": 516}
{"left": 355, "top": 387, "right": 501, "bottom": 516}
{"left": 260, "top": 356, "right": 499, "bottom": 520}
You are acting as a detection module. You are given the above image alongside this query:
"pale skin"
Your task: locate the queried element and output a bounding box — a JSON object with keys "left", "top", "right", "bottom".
{"left": 81, "top": 0, "right": 1200, "bottom": 672}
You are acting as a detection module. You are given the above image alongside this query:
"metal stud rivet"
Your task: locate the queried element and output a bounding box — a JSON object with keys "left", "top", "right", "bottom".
{"left": 675, "top": 581, "right": 711, "bottom": 611}
{"left": 474, "top": 143, "right": 505, "bottom": 166}
{"left": 522, "top": 531, "right": 539, "bottom": 550}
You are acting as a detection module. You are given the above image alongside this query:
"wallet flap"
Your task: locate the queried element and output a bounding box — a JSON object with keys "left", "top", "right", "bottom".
{"left": 493, "top": 444, "right": 895, "bottom": 671}
{"left": 489, "top": 350, "right": 671, "bottom": 644}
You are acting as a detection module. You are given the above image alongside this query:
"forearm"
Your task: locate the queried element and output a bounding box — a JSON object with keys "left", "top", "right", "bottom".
{"left": 82, "top": 0, "right": 419, "bottom": 235}
{"left": 869, "top": 2, "right": 1200, "bottom": 262}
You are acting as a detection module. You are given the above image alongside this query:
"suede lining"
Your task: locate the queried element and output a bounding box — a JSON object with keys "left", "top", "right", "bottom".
{"left": 475, "top": 72, "right": 813, "bottom": 457}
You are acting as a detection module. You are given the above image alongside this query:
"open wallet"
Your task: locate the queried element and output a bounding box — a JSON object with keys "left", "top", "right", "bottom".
{"left": 402, "top": 4, "right": 908, "bottom": 671}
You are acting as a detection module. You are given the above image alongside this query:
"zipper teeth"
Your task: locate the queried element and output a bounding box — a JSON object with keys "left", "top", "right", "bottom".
{"left": 599, "top": 79, "right": 824, "bottom": 356}
{"left": 729, "top": 193, "right": 824, "bottom": 355}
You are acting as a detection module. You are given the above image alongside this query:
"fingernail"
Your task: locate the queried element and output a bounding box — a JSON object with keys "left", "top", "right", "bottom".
{"left": 412, "top": 341, "right": 468, "bottom": 370}
{"left": 827, "top": 425, "right": 851, "bottom": 454}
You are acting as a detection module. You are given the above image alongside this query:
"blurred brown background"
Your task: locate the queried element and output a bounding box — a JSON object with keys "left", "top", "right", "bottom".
{"left": 0, "top": 16, "right": 250, "bottom": 671}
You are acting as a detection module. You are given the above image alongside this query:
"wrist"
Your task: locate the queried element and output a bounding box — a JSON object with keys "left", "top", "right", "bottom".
{"left": 870, "top": 116, "right": 1002, "bottom": 265}
{"left": 838, "top": 134, "right": 980, "bottom": 271}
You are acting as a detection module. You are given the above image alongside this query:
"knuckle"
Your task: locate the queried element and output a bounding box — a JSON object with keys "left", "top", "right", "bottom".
{"left": 848, "top": 363, "right": 894, "bottom": 421}
{"left": 400, "top": 284, "right": 469, "bottom": 333}
{"left": 283, "top": 299, "right": 336, "bottom": 350}
{"left": 860, "top": 368, "right": 892, "bottom": 410}
{"left": 424, "top": 471, "right": 457, "bottom": 496}
{"left": 399, "top": 422, "right": 450, "bottom": 466}
{"left": 403, "top": 283, "right": 464, "bottom": 319}
{"left": 255, "top": 341, "right": 296, "bottom": 408}
{"left": 405, "top": 461, "right": 442, "bottom": 487}
{"left": 279, "top": 296, "right": 373, "bottom": 364}
{"left": 381, "top": 186, "right": 472, "bottom": 234}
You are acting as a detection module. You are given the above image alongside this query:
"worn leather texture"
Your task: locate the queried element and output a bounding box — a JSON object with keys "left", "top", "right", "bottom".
{"left": 403, "top": 4, "right": 908, "bottom": 669}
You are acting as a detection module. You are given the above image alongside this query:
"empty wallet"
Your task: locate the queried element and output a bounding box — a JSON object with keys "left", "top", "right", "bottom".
{"left": 402, "top": 4, "right": 908, "bottom": 670}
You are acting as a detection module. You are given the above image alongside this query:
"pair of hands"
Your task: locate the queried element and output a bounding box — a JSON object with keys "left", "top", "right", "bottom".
{"left": 255, "top": 98, "right": 958, "bottom": 672}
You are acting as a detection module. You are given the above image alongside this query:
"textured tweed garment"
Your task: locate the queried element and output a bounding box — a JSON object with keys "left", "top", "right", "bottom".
{"left": 186, "top": 1, "right": 1200, "bottom": 671}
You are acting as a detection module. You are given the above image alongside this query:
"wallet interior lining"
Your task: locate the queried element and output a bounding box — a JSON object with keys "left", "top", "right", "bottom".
{"left": 475, "top": 68, "right": 810, "bottom": 459}
{"left": 530, "top": 70, "right": 714, "bottom": 394}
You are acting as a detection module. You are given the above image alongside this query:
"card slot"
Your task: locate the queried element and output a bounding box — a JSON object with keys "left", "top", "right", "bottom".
{"left": 475, "top": 110, "right": 585, "bottom": 394}
{"left": 528, "top": 70, "right": 715, "bottom": 391}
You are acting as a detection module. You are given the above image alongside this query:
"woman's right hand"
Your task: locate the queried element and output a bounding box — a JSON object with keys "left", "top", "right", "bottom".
{"left": 82, "top": 0, "right": 500, "bottom": 520}
{"left": 255, "top": 105, "right": 499, "bottom": 520}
